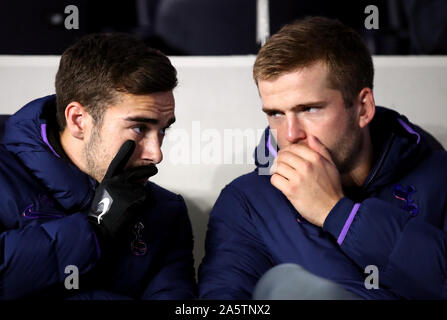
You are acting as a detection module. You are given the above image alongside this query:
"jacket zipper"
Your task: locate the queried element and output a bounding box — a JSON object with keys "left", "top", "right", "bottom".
{"left": 363, "top": 133, "right": 396, "bottom": 190}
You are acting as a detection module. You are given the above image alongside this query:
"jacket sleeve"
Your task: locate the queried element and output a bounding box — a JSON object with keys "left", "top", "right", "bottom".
{"left": 140, "top": 195, "right": 197, "bottom": 300}
{"left": 323, "top": 196, "right": 447, "bottom": 299}
{"left": 198, "top": 185, "right": 274, "bottom": 299}
{"left": 0, "top": 212, "right": 101, "bottom": 299}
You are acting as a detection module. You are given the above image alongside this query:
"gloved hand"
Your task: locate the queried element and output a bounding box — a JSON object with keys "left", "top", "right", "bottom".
{"left": 88, "top": 140, "right": 158, "bottom": 243}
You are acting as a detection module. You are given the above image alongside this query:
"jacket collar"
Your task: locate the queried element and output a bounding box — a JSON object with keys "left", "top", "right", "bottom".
{"left": 2, "top": 95, "right": 95, "bottom": 212}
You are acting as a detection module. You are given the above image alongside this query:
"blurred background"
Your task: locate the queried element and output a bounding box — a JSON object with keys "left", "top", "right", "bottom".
{"left": 1, "top": 0, "right": 447, "bottom": 56}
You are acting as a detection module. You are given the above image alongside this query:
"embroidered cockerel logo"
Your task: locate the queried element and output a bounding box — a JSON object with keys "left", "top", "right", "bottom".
{"left": 392, "top": 184, "right": 419, "bottom": 216}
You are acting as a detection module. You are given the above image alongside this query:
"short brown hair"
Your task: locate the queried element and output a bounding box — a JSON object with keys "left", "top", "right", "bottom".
{"left": 253, "top": 16, "right": 374, "bottom": 107}
{"left": 55, "top": 33, "right": 177, "bottom": 130}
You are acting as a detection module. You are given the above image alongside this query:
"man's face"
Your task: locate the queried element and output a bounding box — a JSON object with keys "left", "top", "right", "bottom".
{"left": 84, "top": 91, "right": 175, "bottom": 182}
{"left": 258, "top": 62, "right": 362, "bottom": 174}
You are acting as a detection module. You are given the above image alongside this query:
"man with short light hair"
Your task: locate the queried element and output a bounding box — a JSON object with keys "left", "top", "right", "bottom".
{"left": 199, "top": 17, "right": 447, "bottom": 300}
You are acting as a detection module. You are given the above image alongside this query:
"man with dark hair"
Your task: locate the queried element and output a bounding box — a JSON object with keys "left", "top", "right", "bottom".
{"left": 0, "top": 33, "right": 196, "bottom": 299}
{"left": 199, "top": 17, "right": 447, "bottom": 299}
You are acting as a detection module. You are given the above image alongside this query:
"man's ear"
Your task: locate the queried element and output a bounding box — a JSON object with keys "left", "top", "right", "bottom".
{"left": 355, "top": 88, "right": 375, "bottom": 129}
{"left": 64, "top": 102, "right": 89, "bottom": 139}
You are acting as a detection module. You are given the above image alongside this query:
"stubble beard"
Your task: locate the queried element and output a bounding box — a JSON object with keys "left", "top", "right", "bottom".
{"left": 84, "top": 125, "right": 108, "bottom": 182}
{"left": 328, "top": 115, "right": 364, "bottom": 175}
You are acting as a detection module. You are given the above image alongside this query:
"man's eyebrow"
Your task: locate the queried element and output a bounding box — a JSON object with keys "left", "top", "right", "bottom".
{"left": 294, "top": 101, "right": 327, "bottom": 108}
{"left": 262, "top": 101, "right": 327, "bottom": 113}
{"left": 124, "top": 117, "right": 176, "bottom": 127}
{"left": 262, "top": 106, "right": 279, "bottom": 113}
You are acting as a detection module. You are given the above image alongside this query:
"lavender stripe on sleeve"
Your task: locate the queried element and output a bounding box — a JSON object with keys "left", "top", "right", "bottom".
{"left": 337, "top": 203, "right": 361, "bottom": 246}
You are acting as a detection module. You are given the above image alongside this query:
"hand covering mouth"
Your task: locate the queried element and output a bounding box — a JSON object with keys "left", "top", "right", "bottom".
{"left": 125, "top": 164, "right": 158, "bottom": 184}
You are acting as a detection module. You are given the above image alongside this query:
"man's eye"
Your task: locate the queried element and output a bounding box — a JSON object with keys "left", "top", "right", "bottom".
{"left": 303, "top": 106, "right": 320, "bottom": 113}
{"left": 132, "top": 125, "right": 146, "bottom": 134}
{"left": 268, "top": 112, "right": 282, "bottom": 118}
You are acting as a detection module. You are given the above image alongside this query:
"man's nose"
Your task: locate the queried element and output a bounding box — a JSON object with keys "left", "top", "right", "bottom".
{"left": 286, "top": 114, "right": 306, "bottom": 143}
{"left": 140, "top": 134, "right": 163, "bottom": 165}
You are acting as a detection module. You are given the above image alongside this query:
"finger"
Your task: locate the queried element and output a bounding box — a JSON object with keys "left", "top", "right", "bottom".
{"left": 270, "top": 172, "right": 289, "bottom": 193}
{"left": 123, "top": 165, "right": 158, "bottom": 182}
{"left": 269, "top": 158, "right": 277, "bottom": 175}
{"left": 273, "top": 160, "right": 296, "bottom": 181}
{"left": 281, "top": 144, "right": 320, "bottom": 165}
{"left": 275, "top": 150, "right": 306, "bottom": 170}
{"left": 104, "top": 140, "right": 136, "bottom": 179}
{"left": 307, "top": 135, "right": 335, "bottom": 165}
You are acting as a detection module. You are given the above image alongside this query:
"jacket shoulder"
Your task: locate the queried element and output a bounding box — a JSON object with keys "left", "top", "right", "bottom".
{"left": 418, "top": 149, "right": 447, "bottom": 179}
{"left": 226, "top": 170, "right": 271, "bottom": 196}
{"left": 209, "top": 170, "right": 273, "bottom": 218}
{"left": 0, "top": 144, "right": 36, "bottom": 186}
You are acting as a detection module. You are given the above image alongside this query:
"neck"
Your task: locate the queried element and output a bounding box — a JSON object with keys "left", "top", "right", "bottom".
{"left": 340, "top": 129, "right": 374, "bottom": 188}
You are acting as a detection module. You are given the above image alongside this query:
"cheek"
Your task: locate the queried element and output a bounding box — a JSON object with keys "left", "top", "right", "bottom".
{"left": 315, "top": 116, "right": 351, "bottom": 151}
{"left": 102, "top": 133, "right": 131, "bottom": 163}
{"left": 310, "top": 124, "right": 336, "bottom": 150}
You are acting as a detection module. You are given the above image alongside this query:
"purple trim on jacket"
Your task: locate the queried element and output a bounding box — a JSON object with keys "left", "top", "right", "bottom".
{"left": 40, "top": 124, "right": 60, "bottom": 158}
{"left": 337, "top": 203, "right": 361, "bottom": 245}
{"left": 398, "top": 118, "right": 421, "bottom": 144}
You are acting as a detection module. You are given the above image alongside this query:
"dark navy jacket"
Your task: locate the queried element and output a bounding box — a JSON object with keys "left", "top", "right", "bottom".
{"left": 0, "top": 95, "right": 196, "bottom": 299}
{"left": 199, "top": 107, "right": 447, "bottom": 300}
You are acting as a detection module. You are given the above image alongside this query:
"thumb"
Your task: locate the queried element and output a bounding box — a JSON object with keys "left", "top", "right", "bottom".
{"left": 308, "top": 135, "right": 335, "bottom": 166}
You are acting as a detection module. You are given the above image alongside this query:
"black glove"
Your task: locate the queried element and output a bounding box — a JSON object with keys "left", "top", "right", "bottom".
{"left": 88, "top": 140, "right": 158, "bottom": 242}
